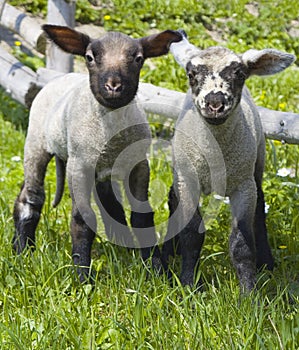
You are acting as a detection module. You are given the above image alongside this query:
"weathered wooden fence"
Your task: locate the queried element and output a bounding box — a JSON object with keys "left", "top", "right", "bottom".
{"left": 0, "top": 1, "right": 299, "bottom": 144}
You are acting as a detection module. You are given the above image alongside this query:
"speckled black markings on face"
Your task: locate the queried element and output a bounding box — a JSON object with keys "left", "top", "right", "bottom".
{"left": 186, "top": 62, "right": 209, "bottom": 95}
{"left": 219, "top": 61, "right": 248, "bottom": 96}
{"left": 186, "top": 52, "right": 251, "bottom": 125}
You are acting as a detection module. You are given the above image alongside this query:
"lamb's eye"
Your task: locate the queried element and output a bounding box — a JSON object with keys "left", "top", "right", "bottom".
{"left": 187, "top": 71, "right": 196, "bottom": 85}
{"left": 233, "top": 67, "right": 247, "bottom": 81}
{"left": 135, "top": 54, "right": 144, "bottom": 64}
{"left": 187, "top": 72, "right": 194, "bottom": 80}
{"left": 233, "top": 67, "right": 244, "bottom": 76}
{"left": 85, "top": 54, "right": 94, "bottom": 63}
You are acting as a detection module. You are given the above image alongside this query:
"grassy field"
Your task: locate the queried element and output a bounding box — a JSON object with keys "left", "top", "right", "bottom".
{"left": 1, "top": 0, "right": 299, "bottom": 349}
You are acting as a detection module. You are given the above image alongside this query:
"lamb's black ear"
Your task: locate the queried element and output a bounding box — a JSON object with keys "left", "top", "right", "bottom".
{"left": 139, "top": 30, "right": 183, "bottom": 59}
{"left": 43, "top": 25, "right": 91, "bottom": 56}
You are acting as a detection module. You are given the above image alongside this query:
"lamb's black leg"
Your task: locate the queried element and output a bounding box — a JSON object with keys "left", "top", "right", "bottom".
{"left": 254, "top": 168, "right": 274, "bottom": 271}
{"left": 164, "top": 185, "right": 179, "bottom": 257}
{"left": 94, "top": 180, "right": 133, "bottom": 247}
{"left": 67, "top": 160, "right": 97, "bottom": 283}
{"left": 229, "top": 180, "right": 257, "bottom": 293}
{"left": 179, "top": 208, "right": 205, "bottom": 287}
{"left": 162, "top": 185, "right": 180, "bottom": 267}
{"left": 13, "top": 151, "right": 52, "bottom": 253}
{"left": 70, "top": 204, "right": 96, "bottom": 283}
{"left": 169, "top": 171, "right": 204, "bottom": 287}
{"left": 126, "top": 160, "right": 162, "bottom": 270}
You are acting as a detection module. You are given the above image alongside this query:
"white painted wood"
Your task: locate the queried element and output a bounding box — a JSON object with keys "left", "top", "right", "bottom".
{"left": 0, "top": 0, "right": 6, "bottom": 19}
{"left": 46, "top": 0, "right": 76, "bottom": 72}
{"left": 0, "top": 3, "right": 45, "bottom": 52}
{"left": 256, "top": 106, "right": 299, "bottom": 144}
{"left": 36, "top": 67, "right": 64, "bottom": 86}
{"left": 0, "top": 45, "right": 38, "bottom": 107}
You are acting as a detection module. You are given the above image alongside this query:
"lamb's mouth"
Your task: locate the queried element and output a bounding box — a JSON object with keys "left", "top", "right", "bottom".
{"left": 204, "top": 116, "right": 228, "bottom": 125}
{"left": 201, "top": 108, "right": 230, "bottom": 125}
{"left": 96, "top": 93, "right": 136, "bottom": 110}
{"left": 102, "top": 96, "right": 131, "bottom": 109}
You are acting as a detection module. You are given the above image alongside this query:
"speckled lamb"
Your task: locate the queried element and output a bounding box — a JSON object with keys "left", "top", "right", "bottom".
{"left": 163, "top": 33, "right": 295, "bottom": 292}
{"left": 13, "top": 25, "right": 182, "bottom": 282}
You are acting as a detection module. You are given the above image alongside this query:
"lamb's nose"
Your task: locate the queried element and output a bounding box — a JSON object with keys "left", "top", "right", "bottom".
{"left": 207, "top": 102, "right": 224, "bottom": 113}
{"left": 205, "top": 91, "right": 226, "bottom": 114}
{"left": 105, "top": 82, "right": 122, "bottom": 93}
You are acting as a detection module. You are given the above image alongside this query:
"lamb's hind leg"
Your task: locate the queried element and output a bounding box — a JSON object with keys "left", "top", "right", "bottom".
{"left": 126, "top": 159, "right": 162, "bottom": 270}
{"left": 94, "top": 179, "right": 133, "bottom": 247}
{"left": 161, "top": 185, "right": 180, "bottom": 268}
{"left": 254, "top": 166, "right": 274, "bottom": 271}
{"left": 13, "top": 150, "right": 53, "bottom": 253}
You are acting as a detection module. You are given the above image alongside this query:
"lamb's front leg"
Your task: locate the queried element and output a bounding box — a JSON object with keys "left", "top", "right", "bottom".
{"left": 126, "top": 159, "right": 162, "bottom": 270}
{"left": 229, "top": 179, "right": 257, "bottom": 293}
{"left": 174, "top": 172, "right": 205, "bottom": 287}
{"left": 67, "top": 159, "right": 97, "bottom": 283}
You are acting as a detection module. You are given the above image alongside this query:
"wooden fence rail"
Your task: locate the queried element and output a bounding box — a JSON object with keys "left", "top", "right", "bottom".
{"left": 1, "top": 2, "right": 44, "bottom": 51}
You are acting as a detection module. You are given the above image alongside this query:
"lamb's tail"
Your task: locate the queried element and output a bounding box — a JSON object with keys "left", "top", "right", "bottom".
{"left": 52, "top": 156, "right": 66, "bottom": 208}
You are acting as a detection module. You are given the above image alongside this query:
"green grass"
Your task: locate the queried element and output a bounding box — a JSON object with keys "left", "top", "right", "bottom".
{"left": 1, "top": 0, "right": 299, "bottom": 348}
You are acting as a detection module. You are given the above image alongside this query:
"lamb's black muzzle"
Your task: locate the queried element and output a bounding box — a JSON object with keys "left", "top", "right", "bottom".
{"left": 203, "top": 91, "right": 228, "bottom": 125}
{"left": 205, "top": 91, "right": 226, "bottom": 115}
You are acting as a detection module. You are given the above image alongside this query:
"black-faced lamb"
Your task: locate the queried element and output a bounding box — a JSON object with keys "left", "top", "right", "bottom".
{"left": 162, "top": 33, "right": 295, "bottom": 292}
{"left": 13, "top": 25, "right": 182, "bottom": 282}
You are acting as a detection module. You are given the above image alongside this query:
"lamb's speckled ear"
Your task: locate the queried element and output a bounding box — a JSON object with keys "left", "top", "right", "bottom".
{"left": 43, "top": 24, "right": 91, "bottom": 56}
{"left": 242, "top": 49, "right": 295, "bottom": 76}
{"left": 169, "top": 30, "right": 201, "bottom": 69}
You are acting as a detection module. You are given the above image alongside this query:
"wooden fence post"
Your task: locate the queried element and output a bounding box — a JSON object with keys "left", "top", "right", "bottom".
{"left": 46, "top": 0, "right": 76, "bottom": 73}
{"left": 0, "top": 0, "right": 6, "bottom": 19}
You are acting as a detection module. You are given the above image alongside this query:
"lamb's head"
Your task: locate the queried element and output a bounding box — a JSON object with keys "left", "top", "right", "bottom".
{"left": 43, "top": 25, "right": 182, "bottom": 109}
{"left": 171, "top": 36, "right": 295, "bottom": 125}
{"left": 185, "top": 47, "right": 248, "bottom": 125}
